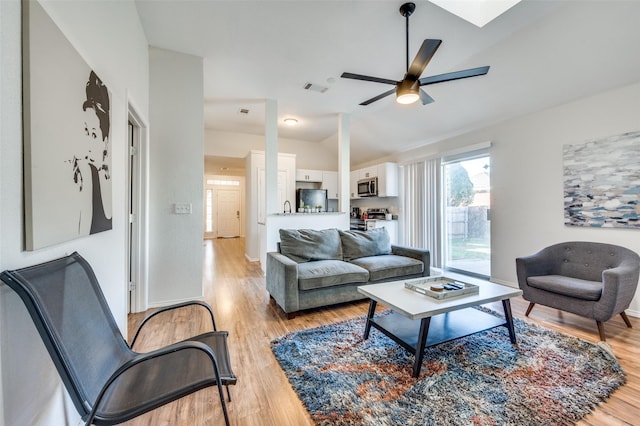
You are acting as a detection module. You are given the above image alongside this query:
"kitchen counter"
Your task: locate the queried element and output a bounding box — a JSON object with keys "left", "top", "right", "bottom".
{"left": 350, "top": 218, "right": 398, "bottom": 244}
{"left": 271, "top": 212, "right": 344, "bottom": 216}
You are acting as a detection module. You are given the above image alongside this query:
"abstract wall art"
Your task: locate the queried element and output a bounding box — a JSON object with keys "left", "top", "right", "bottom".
{"left": 564, "top": 131, "right": 640, "bottom": 229}
{"left": 23, "top": 1, "right": 112, "bottom": 250}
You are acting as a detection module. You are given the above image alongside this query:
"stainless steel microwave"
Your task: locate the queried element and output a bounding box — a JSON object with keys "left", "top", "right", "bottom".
{"left": 357, "top": 177, "right": 378, "bottom": 197}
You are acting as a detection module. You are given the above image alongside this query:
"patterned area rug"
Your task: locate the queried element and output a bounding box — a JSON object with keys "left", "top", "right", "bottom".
{"left": 271, "top": 310, "right": 625, "bottom": 425}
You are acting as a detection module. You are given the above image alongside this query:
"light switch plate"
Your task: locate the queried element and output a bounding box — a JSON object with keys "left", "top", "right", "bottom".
{"left": 174, "top": 203, "right": 192, "bottom": 214}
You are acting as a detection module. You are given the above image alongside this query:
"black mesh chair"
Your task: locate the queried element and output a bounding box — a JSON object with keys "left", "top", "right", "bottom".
{"left": 0, "top": 252, "right": 236, "bottom": 425}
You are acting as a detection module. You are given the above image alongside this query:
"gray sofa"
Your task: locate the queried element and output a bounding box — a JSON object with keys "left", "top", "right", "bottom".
{"left": 266, "top": 227, "right": 430, "bottom": 318}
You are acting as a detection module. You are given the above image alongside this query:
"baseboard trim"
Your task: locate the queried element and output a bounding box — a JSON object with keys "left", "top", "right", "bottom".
{"left": 490, "top": 277, "right": 517, "bottom": 288}
{"left": 147, "top": 295, "right": 206, "bottom": 309}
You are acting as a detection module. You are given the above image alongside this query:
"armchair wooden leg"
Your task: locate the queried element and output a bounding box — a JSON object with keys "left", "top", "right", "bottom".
{"left": 596, "top": 321, "right": 606, "bottom": 341}
{"left": 525, "top": 302, "right": 535, "bottom": 317}
{"left": 620, "top": 311, "right": 633, "bottom": 328}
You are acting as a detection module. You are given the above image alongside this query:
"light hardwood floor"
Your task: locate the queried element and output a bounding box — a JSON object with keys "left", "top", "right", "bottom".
{"left": 126, "top": 237, "right": 640, "bottom": 426}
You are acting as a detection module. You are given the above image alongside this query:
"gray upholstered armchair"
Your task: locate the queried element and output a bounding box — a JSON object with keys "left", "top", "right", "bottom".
{"left": 516, "top": 241, "right": 640, "bottom": 341}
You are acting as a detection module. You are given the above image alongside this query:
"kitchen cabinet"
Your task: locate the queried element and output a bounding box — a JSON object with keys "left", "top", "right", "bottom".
{"left": 377, "top": 162, "right": 398, "bottom": 197}
{"left": 350, "top": 162, "right": 398, "bottom": 198}
{"left": 373, "top": 220, "right": 398, "bottom": 245}
{"left": 359, "top": 166, "right": 377, "bottom": 179}
{"left": 321, "top": 171, "right": 339, "bottom": 199}
{"left": 257, "top": 167, "right": 289, "bottom": 224}
{"left": 350, "top": 171, "right": 359, "bottom": 199}
{"left": 296, "top": 169, "right": 323, "bottom": 182}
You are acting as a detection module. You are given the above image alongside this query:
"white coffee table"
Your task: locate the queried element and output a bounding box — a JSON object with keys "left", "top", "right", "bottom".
{"left": 357, "top": 275, "right": 523, "bottom": 378}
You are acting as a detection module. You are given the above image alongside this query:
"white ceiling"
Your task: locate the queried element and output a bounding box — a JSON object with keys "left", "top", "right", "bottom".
{"left": 135, "top": 0, "right": 640, "bottom": 166}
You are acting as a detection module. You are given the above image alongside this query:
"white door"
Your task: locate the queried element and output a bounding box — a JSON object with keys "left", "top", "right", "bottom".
{"left": 217, "top": 189, "right": 241, "bottom": 237}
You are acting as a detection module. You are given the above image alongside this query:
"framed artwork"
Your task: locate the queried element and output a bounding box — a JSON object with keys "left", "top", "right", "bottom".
{"left": 563, "top": 131, "right": 640, "bottom": 229}
{"left": 23, "top": 0, "right": 112, "bottom": 250}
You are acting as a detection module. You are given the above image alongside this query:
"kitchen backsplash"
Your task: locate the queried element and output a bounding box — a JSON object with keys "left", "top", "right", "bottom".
{"left": 351, "top": 197, "right": 399, "bottom": 216}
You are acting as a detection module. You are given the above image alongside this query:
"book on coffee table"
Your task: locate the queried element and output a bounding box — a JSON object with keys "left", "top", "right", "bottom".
{"left": 404, "top": 276, "right": 479, "bottom": 300}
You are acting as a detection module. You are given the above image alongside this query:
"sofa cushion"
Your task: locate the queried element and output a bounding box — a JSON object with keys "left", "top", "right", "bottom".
{"left": 527, "top": 275, "right": 602, "bottom": 301}
{"left": 338, "top": 228, "right": 391, "bottom": 261}
{"left": 297, "top": 260, "right": 369, "bottom": 291}
{"left": 350, "top": 255, "right": 424, "bottom": 282}
{"left": 279, "top": 228, "right": 342, "bottom": 263}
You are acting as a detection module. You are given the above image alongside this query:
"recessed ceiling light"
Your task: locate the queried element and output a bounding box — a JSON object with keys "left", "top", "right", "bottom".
{"left": 283, "top": 118, "right": 298, "bottom": 126}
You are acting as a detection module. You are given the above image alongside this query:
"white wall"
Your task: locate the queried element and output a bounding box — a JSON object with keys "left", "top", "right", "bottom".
{"left": 148, "top": 47, "right": 204, "bottom": 305}
{"left": 396, "top": 80, "right": 640, "bottom": 315}
{"left": 0, "top": 0, "right": 149, "bottom": 424}
{"left": 206, "top": 129, "right": 339, "bottom": 171}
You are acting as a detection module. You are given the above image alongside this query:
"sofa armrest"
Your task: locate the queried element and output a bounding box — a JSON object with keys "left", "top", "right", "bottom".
{"left": 266, "top": 252, "right": 300, "bottom": 314}
{"left": 596, "top": 264, "right": 640, "bottom": 320}
{"left": 391, "top": 245, "right": 430, "bottom": 276}
{"left": 515, "top": 250, "right": 556, "bottom": 291}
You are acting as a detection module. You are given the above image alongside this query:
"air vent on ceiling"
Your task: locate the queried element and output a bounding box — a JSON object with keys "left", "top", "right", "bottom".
{"left": 238, "top": 108, "right": 250, "bottom": 115}
{"left": 303, "top": 82, "right": 329, "bottom": 93}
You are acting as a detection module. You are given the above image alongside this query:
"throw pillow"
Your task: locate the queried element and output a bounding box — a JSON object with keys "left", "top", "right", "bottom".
{"left": 339, "top": 227, "right": 391, "bottom": 261}
{"left": 279, "top": 228, "right": 343, "bottom": 263}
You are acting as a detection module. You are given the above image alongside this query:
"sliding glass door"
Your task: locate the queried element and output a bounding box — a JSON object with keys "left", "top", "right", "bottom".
{"left": 442, "top": 154, "right": 491, "bottom": 278}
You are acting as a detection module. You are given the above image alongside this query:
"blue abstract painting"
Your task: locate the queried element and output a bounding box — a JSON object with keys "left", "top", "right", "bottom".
{"left": 564, "top": 131, "right": 640, "bottom": 229}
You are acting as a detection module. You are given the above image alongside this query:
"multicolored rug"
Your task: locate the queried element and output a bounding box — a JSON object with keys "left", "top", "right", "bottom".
{"left": 271, "top": 310, "right": 625, "bottom": 425}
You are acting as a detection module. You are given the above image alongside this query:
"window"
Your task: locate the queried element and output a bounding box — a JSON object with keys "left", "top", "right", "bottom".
{"left": 206, "top": 179, "right": 240, "bottom": 186}
{"left": 442, "top": 153, "right": 491, "bottom": 278}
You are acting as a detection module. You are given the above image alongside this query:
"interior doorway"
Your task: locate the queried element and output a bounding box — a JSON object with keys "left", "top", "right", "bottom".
{"left": 204, "top": 176, "right": 245, "bottom": 239}
{"left": 127, "top": 106, "right": 147, "bottom": 313}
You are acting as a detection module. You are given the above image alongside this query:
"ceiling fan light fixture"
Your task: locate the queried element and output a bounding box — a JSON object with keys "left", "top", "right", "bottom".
{"left": 396, "top": 80, "right": 420, "bottom": 104}
{"left": 396, "top": 91, "right": 420, "bottom": 104}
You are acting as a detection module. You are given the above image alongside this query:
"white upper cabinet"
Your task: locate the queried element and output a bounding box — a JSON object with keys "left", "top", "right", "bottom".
{"left": 377, "top": 162, "right": 398, "bottom": 197}
{"left": 359, "top": 166, "right": 377, "bottom": 179}
{"left": 350, "top": 171, "right": 359, "bottom": 199}
{"left": 350, "top": 162, "right": 398, "bottom": 198}
{"left": 321, "top": 171, "right": 339, "bottom": 199}
{"left": 296, "top": 169, "right": 323, "bottom": 182}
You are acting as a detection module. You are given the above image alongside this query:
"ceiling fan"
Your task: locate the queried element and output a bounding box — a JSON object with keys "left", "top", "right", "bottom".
{"left": 341, "top": 2, "right": 490, "bottom": 106}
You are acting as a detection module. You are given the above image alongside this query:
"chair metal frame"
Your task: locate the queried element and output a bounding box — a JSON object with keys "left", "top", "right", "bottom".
{"left": 1, "top": 252, "right": 236, "bottom": 425}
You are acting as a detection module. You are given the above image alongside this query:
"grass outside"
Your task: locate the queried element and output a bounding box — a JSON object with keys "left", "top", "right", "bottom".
{"left": 449, "top": 237, "right": 490, "bottom": 261}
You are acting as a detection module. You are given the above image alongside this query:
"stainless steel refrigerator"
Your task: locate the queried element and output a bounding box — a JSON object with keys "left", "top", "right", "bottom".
{"left": 296, "top": 189, "right": 328, "bottom": 211}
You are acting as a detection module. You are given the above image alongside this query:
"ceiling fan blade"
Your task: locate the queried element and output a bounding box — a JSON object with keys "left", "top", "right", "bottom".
{"left": 419, "top": 66, "right": 490, "bottom": 86}
{"left": 341, "top": 72, "right": 398, "bottom": 86}
{"left": 406, "top": 39, "right": 442, "bottom": 80}
{"left": 419, "top": 89, "right": 434, "bottom": 105}
{"left": 360, "top": 88, "right": 396, "bottom": 106}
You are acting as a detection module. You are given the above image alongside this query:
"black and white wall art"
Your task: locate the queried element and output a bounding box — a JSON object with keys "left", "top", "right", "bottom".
{"left": 564, "top": 131, "right": 640, "bottom": 229}
{"left": 23, "top": 1, "right": 112, "bottom": 250}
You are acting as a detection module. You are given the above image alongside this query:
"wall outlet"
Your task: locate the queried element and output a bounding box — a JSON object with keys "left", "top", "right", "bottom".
{"left": 174, "top": 203, "right": 192, "bottom": 214}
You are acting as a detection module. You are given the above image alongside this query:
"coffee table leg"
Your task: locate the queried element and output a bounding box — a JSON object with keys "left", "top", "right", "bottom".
{"left": 363, "top": 300, "right": 377, "bottom": 340}
{"left": 412, "top": 317, "right": 431, "bottom": 378}
{"left": 502, "top": 299, "right": 517, "bottom": 344}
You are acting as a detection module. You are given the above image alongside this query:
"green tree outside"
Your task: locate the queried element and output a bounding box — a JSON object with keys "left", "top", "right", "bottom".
{"left": 447, "top": 163, "right": 474, "bottom": 207}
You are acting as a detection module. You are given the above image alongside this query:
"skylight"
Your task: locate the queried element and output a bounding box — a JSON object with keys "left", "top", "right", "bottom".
{"left": 429, "top": 0, "right": 522, "bottom": 27}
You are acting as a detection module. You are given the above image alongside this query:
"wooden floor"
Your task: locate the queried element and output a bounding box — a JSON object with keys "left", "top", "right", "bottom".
{"left": 126, "top": 237, "right": 640, "bottom": 426}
